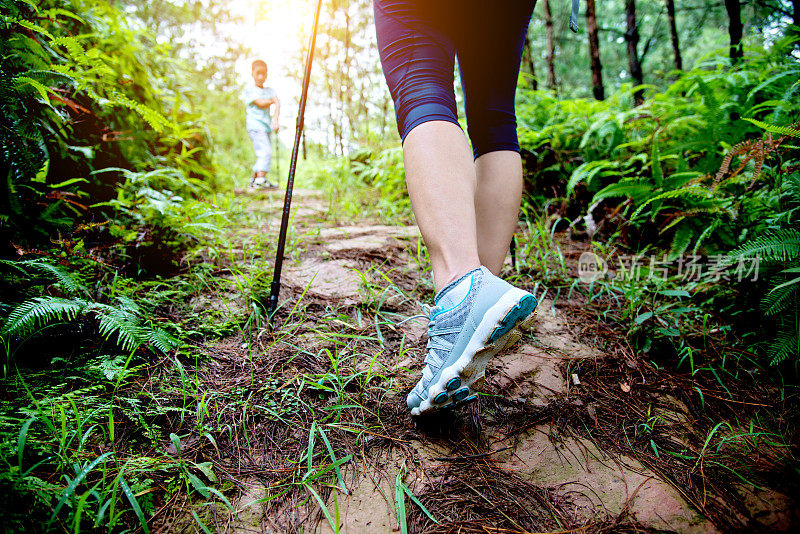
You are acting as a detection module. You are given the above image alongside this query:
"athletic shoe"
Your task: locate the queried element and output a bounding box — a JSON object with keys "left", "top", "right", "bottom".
{"left": 406, "top": 266, "right": 538, "bottom": 415}
{"left": 250, "top": 176, "right": 278, "bottom": 189}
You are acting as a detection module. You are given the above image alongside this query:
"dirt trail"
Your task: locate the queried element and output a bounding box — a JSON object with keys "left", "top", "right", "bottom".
{"left": 210, "top": 188, "right": 794, "bottom": 534}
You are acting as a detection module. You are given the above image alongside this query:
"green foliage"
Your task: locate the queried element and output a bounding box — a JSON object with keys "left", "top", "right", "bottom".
{"left": 0, "top": 259, "right": 179, "bottom": 375}
{"left": 517, "top": 42, "right": 800, "bottom": 368}
{"left": 0, "top": 0, "right": 213, "bottom": 246}
{"left": 312, "top": 147, "right": 412, "bottom": 223}
{"left": 725, "top": 174, "right": 800, "bottom": 365}
{"left": 519, "top": 44, "right": 799, "bottom": 253}
{"left": 94, "top": 167, "right": 227, "bottom": 274}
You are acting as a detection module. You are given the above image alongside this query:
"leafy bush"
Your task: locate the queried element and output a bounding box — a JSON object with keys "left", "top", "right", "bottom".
{"left": 725, "top": 174, "right": 800, "bottom": 365}
{"left": 313, "top": 147, "right": 412, "bottom": 223}
{"left": 0, "top": 258, "right": 178, "bottom": 375}
{"left": 96, "top": 167, "right": 226, "bottom": 275}
{"left": 0, "top": 0, "right": 213, "bottom": 249}
{"left": 519, "top": 44, "right": 799, "bottom": 253}
{"left": 517, "top": 44, "right": 800, "bottom": 367}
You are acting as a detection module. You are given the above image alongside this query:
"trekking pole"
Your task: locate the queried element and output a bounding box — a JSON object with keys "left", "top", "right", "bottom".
{"left": 266, "top": 0, "right": 322, "bottom": 323}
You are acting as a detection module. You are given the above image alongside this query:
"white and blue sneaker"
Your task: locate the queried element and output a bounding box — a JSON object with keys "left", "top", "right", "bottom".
{"left": 406, "top": 266, "right": 539, "bottom": 416}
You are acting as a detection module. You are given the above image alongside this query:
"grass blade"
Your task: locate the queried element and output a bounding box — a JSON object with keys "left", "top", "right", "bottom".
{"left": 317, "top": 425, "right": 347, "bottom": 494}
{"left": 306, "top": 420, "right": 317, "bottom": 474}
{"left": 395, "top": 471, "right": 407, "bottom": 534}
{"left": 305, "top": 484, "right": 338, "bottom": 533}
{"left": 17, "top": 416, "right": 36, "bottom": 468}
{"left": 48, "top": 452, "right": 112, "bottom": 526}
{"left": 402, "top": 483, "right": 439, "bottom": 524}
{"left": 191, "top": 511, "right": 213, "bottom": 534}
{"left": 120, "top": 475, "right": 150, "bottom": 534}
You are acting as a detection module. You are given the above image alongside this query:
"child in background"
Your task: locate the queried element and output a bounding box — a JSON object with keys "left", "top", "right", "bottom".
{"left": 243, "top": 59, "right": 280, "bottom": 189}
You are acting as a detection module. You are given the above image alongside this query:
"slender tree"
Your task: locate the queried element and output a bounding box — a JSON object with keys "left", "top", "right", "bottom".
{"left": 586, "top": 0, "right": 605, "bottom": 100}
{"left": 523, "top": 32, "right": 539, "bottom": 90}
{"left": 625, "top": 0, "right": 644, "bottom": 105}
{"left": 725, "top": 0, "right": 744, "bottom": 63}
{"left": 544, "top": 0, "right": 557, "bottom": 91}
{"left": 665, "top": 0, "right": 682, "bottom": 71}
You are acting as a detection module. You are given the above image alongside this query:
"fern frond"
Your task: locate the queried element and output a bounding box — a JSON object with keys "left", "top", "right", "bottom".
{"left": 630, "top": 186, "right": 713, "bottom": 220}
{"left": 693, "top": 219, "right": 721, "bottom": 254}
{"left": 670, "top": 225, "right": 693, "bottom": 259}
{"left": 0, "top": 258, "right": 84, "bottom": 295}
{"left": 695, "top": 78, "right": 721, "bottom": 143}
{"left": 743, "top": 118, "right": 800, "bottom": 138}
{"left": 567, "top": 160, "right": 621, "bottom": 196}
{"left": 664, "top": 171, "right": 704, "bottom": 190}
{"left": 13, "top": 75, "right": 51, "bottom": 104}
{"left": 591, "top": 180, "right": 652, "bottom": 205}
{"left": 782, "top": 173, "right": 800, "bottom": 205}
{"left": 39, "top": 8, "right": 84, "bottom": 23}
{"left": 89, "top": 303, "right": 144, "bottom": 353}
{"left": 1, "top": 296, "right": 88, "bottom": 336}
{"left": 146, "top": 328, "right": 179, "bottom": 354}
{"left": 727, "top": 229, "right": 800, "bottom": 264}
{"left": 768, "top": 325, "right": 800, "bottom": 365}
{"left": 650, "top": 133, "right": 663, "bottom": 188}
{"left": 761, "top": 277, "right": 800, "bottom": 316}
{"left": 772, "top": 82, "right": 800, "bottom": 123}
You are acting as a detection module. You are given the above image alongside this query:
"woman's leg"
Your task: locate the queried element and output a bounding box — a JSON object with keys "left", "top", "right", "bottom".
{"left": 374, "top": 0, "right": 480, "bottom": 292}
{"left": 403, "top": 121, "right": 481, "bottom": 293}
{"left": 454, "top": 2, "right": 534, "bottom": 274}
{"left": 474, "top": 150, "right": 523, "bottom": 274}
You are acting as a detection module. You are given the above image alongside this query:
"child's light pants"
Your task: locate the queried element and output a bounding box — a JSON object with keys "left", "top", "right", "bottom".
{"left": 248, "top": 129, "right": 272, "bottom": 173}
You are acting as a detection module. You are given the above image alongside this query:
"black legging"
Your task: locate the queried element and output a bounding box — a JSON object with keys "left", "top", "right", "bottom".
{"left": 373, "top": 0, "right": 535, "bottom": 158}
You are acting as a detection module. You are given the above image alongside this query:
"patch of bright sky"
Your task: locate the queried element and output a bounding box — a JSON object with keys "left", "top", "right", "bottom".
{"left": 227, "top": 0, "right": 317, "bottom": 145}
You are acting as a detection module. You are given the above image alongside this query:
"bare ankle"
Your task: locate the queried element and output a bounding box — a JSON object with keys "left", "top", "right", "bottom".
{"left": 435, "top": 264, "right": 481, "bottom": 295}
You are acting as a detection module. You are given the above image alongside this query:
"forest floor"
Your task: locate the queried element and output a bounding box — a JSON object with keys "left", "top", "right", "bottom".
{"left": 153, "top": 188, "right": 797, "bottom": 533}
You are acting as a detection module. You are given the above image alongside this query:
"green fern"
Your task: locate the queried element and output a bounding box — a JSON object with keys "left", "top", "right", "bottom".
{"left": 1, "top": 296, "right": 88, "bottom": 336}
{"left": 1, "top": 296, "right": 178, "bottom": 355}
{"left": 693, "top": 219, "right": 722, "bottom": 254}
{"left": 743, "top": 118, "right": 800, "bottom": 138}
{"left": 630, "top": 185, "right": 715, "bottom": 220}
{"left": 670, "top": 224, "right": 693, "bottom": 259}
{"left": 650, "top": 133, "right": 663, "bottom": 188}
{"left": 566, "top": 160, "right": 623, "bottom": 196}
{"left": 761, "top": 274, "right": 800, "bottom": 316}
{"left": 767, "top": 321, "right": 800, "bottom": 365}
{"left": 694, "top": 77, "right": 722, "bottom": 145}
{"left": 591, "top": 179, "right": 652, "bottom": 205}
{"left": 0, "top": 258, "right": 83, "bottom": 296}
{"left": 726, "top": 229, "right": 800, "bottom": 265}
{"left": 728, "top": 229, "right": 800, "bottom": 365}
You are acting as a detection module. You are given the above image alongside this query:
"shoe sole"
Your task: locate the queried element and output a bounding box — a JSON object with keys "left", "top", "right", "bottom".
{"left": 411, "top": 290, "right": 538, "bottom": 416}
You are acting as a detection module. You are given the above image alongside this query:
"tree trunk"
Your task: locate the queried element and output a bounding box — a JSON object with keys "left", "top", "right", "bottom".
{"left": 794, "top": 0, "right": 800, "bottom": 27}
{"left": 343, "top": 7, "right": 352, "bottom": 144}
{"left": 725, "top": 0, "right": 743, "bottom": 63}
{"left": 544, "top": 0, "right": 557, "bottom": 90}
{"left": 665, "top": 0, "right": 682, "bottom": 71}
{"left": 625, "top": 0, "right": 644, "bottom": 106}
{"left": 523, "top": 32, "right": 539, "bottom": 90}
{"left": 586, "top": 0, "right": 605, "bottom": 100}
